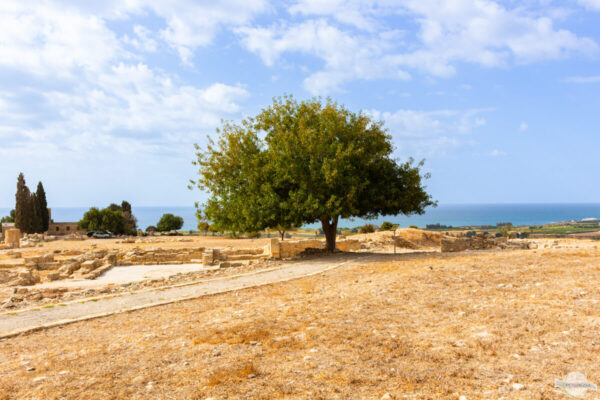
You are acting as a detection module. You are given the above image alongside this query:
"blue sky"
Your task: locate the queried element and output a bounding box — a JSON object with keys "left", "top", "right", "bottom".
{"left": 0, "top": 0, "right": 599, "bottom": 208}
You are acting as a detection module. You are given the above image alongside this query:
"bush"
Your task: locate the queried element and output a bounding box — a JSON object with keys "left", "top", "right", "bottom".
{"left": 78, "top": 207, "right": 126, "bottom": 234}
{"left": 380, "top": 221, "right": 396, "bottom": 231}
{"left": 197, "top": 221, "right": 210, "bottom": 233}
{"left": 409, "top": 225, "right": 418, "bottom": 229}
{"left": 359, "top": 224, "right": 377, "bottom": 234}
{"left": 157, "top": 214, "right": 184, "bottom": 232}
{"left": 247, "top": 231, "right": 261, "bottom": 238}
{"left": 146, "top": 226, "right": 157, "bottom": 232}
{"left": 465, "top": 231, "right": 477, "bottom": 238}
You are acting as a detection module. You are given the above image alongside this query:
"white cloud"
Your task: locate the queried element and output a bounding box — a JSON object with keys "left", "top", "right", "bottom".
{"left": 520, "top": 122, "right": 529, "bottom": 131}
{"left": 367, "top": 107, "right": 490, "bottom": 155}
{"left": 238, "top": 0, "right": 598, "bottom": 93}
{"left": 577, "top": 0, "right": 600, "bottom": 11}
{"left": 565, "top": 75, "right": 600, "bottom": 83}
{"left": 123, "top": 25, "right": 158, "bottom": 52}
{"left": 0, "top": 2, "right": 123, "bottom": 77}
{"left": 0, "top": 63, "right": 248, "bottom": 158}
{"left": 238, "top": 19, "right": 410, "bottom": 93}
{"left": 141, "top": 0, "right": 269, "bottom": 63}
{"left": 491, "top": 149, "right": 507, "bottom": 157}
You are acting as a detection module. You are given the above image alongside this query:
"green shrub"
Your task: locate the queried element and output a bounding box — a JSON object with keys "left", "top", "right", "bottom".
{"left": 247, "top": 231, "right": 261, "bottom": 238}
{"left": 380, "top": 221, "right": 395, "bottom": 231}
{"left": 157, "top": 214, "right": 184, "bottom": 232}
{"left": 409, "top": 225, "right": 418, "bottom": 229}
{"left": 359, "top": 224, "right": 377, "bottom": 234}
{"left": 146, "top": 225, "right": 157, "bottom": 232}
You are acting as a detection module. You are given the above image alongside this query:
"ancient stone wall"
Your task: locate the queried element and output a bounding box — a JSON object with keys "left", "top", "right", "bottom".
{"left": 441, "top": 234, "right": 534, "bottom": 253}
{"left": 264, "top": 238, "right": 360, "bottom": 258}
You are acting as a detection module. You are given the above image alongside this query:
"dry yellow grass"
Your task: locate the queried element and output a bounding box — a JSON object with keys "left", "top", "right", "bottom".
{"left": 1, "top": 246, "right": 600, "bottom": 399}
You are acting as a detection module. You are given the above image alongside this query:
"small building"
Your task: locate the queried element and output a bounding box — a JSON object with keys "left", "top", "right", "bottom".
{"left": 47, "top": 222, "right": 80, "bottom": 235}
{"left": 46, "top": 208, "right": 83, "bottom": 236}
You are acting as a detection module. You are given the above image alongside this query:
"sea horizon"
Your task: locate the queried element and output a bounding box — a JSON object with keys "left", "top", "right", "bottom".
{"left": 3, "top": 203, "right": 600, "bottom": 232}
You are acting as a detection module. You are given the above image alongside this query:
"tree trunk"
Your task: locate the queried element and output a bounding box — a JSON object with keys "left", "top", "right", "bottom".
{"left": 279, "top": 231, "right": 285, "bottom": 240}
{"left": 321, "top": 216, "right": 338, "bottom": 252}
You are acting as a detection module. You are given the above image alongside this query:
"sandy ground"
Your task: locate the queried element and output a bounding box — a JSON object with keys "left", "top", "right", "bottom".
{"left": 0, "top": 253, "right": 377, "bottom": 337}
{"left": 2, "top": 244, "right": 600, "bottom": 399}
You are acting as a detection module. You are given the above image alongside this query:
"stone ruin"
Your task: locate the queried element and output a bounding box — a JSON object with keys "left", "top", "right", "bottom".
{"left": 1, "top": 228, "right": 20, "bottom": 250}
{"left": 441, "top": 233, "right": 536, "bottom": 253}
{"left": 0, "top": 237, "right": 363, "bottom": 288}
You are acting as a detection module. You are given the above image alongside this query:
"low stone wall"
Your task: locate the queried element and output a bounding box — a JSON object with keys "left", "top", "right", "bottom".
{"left": 265, "top": 238, "right": 360, "bottom": 259}
{"left": 441, "top": 235, "right": 535, "bottom": 253}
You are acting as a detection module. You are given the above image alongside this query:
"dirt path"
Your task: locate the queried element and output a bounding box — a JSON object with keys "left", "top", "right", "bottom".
{"left": 0, "top": 252, "right": 429, "bottom": 338}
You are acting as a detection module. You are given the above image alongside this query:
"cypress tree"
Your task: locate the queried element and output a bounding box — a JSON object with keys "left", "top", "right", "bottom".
{"left": 30, "top": 193, "right": 43, "bottom": 234}
{"left": 36, "top": 182, "right": 49, "bottom": 232}
{"left": 15, "top": 173, "right": 30, "bottom": 233}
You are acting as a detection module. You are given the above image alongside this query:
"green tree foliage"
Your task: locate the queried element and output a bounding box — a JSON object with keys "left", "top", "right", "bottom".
{"left": 30, "top": 193, "right": 43, "bottom": 234}
{"left": 157, "top": 213, "right": 184, "bottom": 232}
{"left": 36, "top": 182, "right": 49, "bottom": 232}
{"left": 13, "top": 174, "right": 50, "bottom": 234}
{"left": 120, "top": 201, "right": 137, "bottom": 234}
{"left": 15, "top": 173, "right": 32, "bottom": 233}
{"left": 380, "top": 221, "right": 396, "bottom": 231}
{"left": 78, "top": 207, "right": 127, "bottom": 234}
{"left": 193, "top": 96, "right": 435, "bottom": 251}
{"left": 197, "top": 221, "right": 210, "bottom": 234}
{"left": 146, "top": 225, "right": 157, "bottom": 232}
{"left": 82, "top": 201, "right": 137, "bottom": 235}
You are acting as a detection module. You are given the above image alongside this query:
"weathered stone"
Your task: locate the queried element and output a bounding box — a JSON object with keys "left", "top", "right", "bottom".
{"left": 9, "top": 271, "right": 40, "bottom": 286}
{"left": 4, "top": 228, "right": 20, "bottom": 248}
{"left": 46, "top": 272, "right": 60, "bottom": 281}
{"left": 441, "top": 238, "right": 470, "bottom": 252}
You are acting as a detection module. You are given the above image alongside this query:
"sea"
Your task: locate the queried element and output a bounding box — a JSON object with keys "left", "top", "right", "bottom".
{"left": 1, "top": 204, "right": 600, "bottom": 231}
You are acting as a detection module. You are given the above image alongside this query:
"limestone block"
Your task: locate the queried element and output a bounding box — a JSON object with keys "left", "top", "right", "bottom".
{"left": 4, "top": 228, "right": 20, "bottom": 248}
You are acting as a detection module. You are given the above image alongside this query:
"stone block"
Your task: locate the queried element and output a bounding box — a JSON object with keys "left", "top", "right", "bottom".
{"left": 4, "top": 229, "right": 20, "bottom": 248}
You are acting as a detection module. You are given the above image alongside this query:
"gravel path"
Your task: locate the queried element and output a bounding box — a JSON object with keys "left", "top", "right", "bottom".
{"left": 0, "top": 253, "right": 389, "bottom": 338}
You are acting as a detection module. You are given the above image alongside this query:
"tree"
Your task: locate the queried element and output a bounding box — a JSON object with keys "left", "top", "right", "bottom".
{"left": 36, "top": 182, "right": 49, "bottom": 232}
{"left": 30, "top": 193, "right": 43, "bottom": 234}
{"left": 194, "top": 96, "right": 435, "bottom": 251}
{"left": 380, "top": 221, "right": 396, "bottom": 231}
{"left": 14, "top": 173, "right": 34, "bottom": 233}
{"left": 197, "top": 221, "right": 210, "bottom": 235}
{"left": 78, "top": 207, "right": 127, "bottom": 234}
{"left": 120, "top": 201, "right": 137, "bottom": 235}
{"left": 0, "top": 210, "right": 15, "bottom": 223}
{"left": 157, "top": 213, "right": 184, "bottom": 232}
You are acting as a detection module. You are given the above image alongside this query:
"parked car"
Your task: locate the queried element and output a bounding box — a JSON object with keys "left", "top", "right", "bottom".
{"left": 86, "top": 231, "right": 96, "bottom": 237}
{"left": 92, "top": 231, "right": 112, "bottom": 239}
